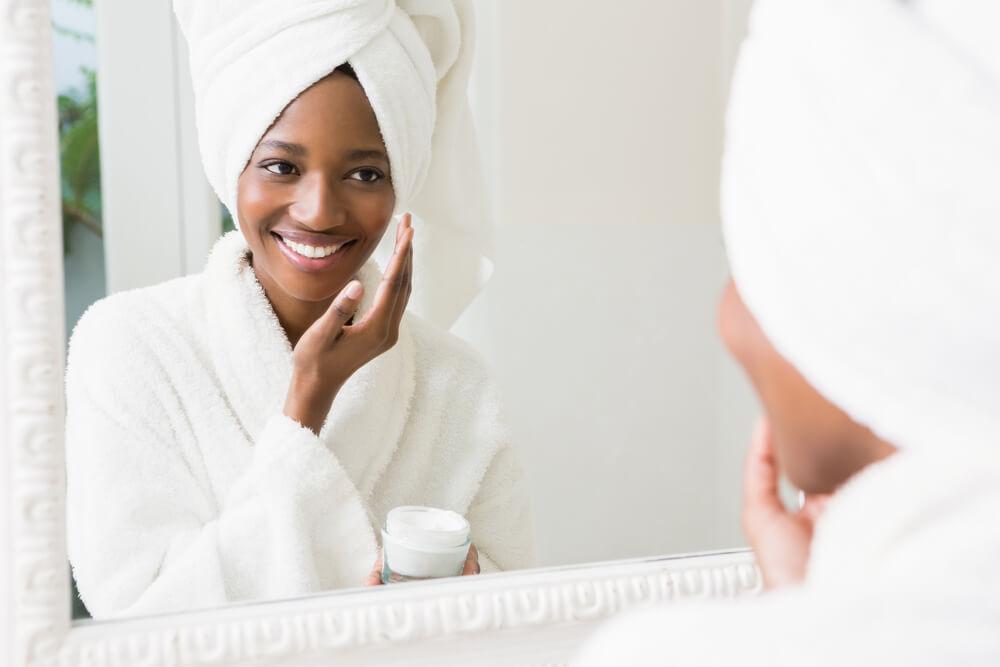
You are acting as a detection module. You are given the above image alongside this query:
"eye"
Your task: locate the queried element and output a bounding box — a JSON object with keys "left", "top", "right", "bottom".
{"left": 350, "top": 168, "right": 383, "bottom": 183}
{"left": 263, "top": 161, "right": 298, "bottom": 176}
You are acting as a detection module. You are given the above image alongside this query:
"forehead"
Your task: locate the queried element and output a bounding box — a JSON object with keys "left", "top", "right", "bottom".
{"left": 263, "top": 72, "right": 383, "bottom": 146}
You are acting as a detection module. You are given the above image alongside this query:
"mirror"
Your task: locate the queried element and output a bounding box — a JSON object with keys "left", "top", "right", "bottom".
{"left": 56, "top": 0, "right": 757, "bottom": 621}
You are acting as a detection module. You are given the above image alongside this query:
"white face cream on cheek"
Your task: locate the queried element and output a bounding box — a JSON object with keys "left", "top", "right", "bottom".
{"left": 381, "top": 506, "right": 471, "bottom": 584}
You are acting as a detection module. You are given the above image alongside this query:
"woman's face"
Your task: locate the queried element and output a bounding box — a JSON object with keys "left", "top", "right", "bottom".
{"left": 717, "top": 279, "right": 894, "bottom": 494}
{"left": 237, "top": 70, "right": 395, "bottom": 305}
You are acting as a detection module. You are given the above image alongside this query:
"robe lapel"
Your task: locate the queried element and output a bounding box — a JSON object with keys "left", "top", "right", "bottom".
{"left": 203, "top": 231, "right": 415, "bottom": 500}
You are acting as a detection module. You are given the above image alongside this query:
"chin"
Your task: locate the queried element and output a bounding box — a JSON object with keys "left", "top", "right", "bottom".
{"left": 786, "top": 467, "right": 838, "bottom": 496}
{"left": 782, "top": 446, "right": 858, "bottom": 496}
{"left": 277, "top": 272, "right": 350, "bottom": 303}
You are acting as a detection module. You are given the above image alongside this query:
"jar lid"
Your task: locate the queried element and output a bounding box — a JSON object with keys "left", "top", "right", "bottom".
{"left": 385, "top": 506, "right": 470, "bottom": 549}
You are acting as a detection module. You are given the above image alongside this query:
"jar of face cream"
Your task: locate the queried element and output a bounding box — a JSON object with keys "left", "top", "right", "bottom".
{"left": 381, "top": 506, "right": 471, "bottom": 584}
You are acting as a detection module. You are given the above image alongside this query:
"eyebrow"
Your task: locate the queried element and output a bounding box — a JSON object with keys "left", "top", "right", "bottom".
{"left": 257, "top": 140, "right": 388, "bottom": 164}
{"left": 344, "top": 148, "right": 389, "bottom": 164}
{"left": 258, "top": 139, "right": 307, "bottom": 157}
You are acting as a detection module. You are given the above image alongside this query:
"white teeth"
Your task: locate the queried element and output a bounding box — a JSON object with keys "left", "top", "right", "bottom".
{"left": 281, "top": 237, "right": 343, "bottom": 259}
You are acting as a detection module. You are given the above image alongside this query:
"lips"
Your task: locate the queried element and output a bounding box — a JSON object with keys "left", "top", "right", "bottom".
{"left": 271, "top": 231, "right": 356, "bottom": 272}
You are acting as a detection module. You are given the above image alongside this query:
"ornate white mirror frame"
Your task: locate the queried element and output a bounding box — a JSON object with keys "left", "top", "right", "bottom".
{"left": 0, "top": 1, "right": 760, "bottom": 664}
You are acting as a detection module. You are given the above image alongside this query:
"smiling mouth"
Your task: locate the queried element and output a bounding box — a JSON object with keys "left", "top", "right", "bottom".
{"left": 271, "top": 232, "right": 356, "bottom": 259}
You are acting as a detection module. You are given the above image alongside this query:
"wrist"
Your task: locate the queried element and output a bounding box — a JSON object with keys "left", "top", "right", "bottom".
{"left": 285, "top": 372, "right": 340, "bottom": 435}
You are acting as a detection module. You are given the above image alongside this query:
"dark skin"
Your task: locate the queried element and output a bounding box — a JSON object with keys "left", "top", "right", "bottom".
{"left": 717, "top": 279, "right": 897, "bottom": 588}
{"left": 236, "top": 69, "right": 478, "bottom": 583}
{"left": 237, "top": 70, "right": 412, "bottom": 436}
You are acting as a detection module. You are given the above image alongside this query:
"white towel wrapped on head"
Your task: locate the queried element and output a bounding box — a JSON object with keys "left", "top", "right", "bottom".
{"left": 172, "top": 0, "right": 493, "bottom": 328}
{"left": 722, "top": 0, "right": 1000, "bottom": 454}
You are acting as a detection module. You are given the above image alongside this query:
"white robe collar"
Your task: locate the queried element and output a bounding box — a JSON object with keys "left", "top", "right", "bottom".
{"left": 202, "top": 231, "right": 416, "bottom": 499}
{"left": 807, "top": 447, "right": 1000, "bottom": 595}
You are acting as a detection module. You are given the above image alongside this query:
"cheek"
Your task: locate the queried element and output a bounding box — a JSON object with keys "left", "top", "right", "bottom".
{"left": 775, "top": 430, "right": 851, "bottom": 495}
{"left": 236, "top": 176, "right": 275, "bottom": 227}
{"left": 236, "top": 176, "right": 289, "bottom": 262}
{"left": 765, "top": 365, "right": 860, "bottom": 493}
{"left": 353, "top": 190, "right": 396, "bottom": 242}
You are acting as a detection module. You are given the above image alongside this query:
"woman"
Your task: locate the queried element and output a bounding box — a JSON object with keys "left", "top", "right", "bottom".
{"left": 65, "top": 0, "right": 533, "bottom": 619}
{"left": 578, "top": 0, "right": 1000, "bottom": 664}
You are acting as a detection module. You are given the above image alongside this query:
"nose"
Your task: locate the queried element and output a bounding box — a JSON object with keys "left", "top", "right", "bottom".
{"left": 289, "top": 173, "right": 347, "bottom": 231}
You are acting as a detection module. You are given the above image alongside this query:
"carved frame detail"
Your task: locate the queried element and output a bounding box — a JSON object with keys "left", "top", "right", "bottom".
{"left": 0, "top": 1, "right": 760, "bottom": 665}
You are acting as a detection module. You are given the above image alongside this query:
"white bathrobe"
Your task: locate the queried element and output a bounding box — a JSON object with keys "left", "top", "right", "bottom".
{"left": 64, "top": 231, "right": 534, "bottom": 619}
{"left": 577, "top": 448, "right": 1000, "bottom": 666}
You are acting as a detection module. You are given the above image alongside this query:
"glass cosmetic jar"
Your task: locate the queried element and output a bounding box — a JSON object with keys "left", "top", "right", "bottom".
{"left": 381, "top": 506, "right": 471, "bottom": 584}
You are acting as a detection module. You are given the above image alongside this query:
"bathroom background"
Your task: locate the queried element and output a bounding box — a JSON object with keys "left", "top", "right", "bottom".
{"left": 55, "top": 0, "right": 758, "bottom": 618}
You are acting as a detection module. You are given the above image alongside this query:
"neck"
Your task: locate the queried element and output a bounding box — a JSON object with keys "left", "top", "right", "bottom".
{"left": 270, "top": 291, "right": 331, "bottom": 348}
{"left": 250, "top": 259, "right": 339, "bottom": 348}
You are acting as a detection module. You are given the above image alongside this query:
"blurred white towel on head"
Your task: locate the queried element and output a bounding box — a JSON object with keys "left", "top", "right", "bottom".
{"left": 722, "top": 0, "right": 1000, "bottom": 456}
{"left": 576, "top": 0, "right": 1000, "bottom": 664}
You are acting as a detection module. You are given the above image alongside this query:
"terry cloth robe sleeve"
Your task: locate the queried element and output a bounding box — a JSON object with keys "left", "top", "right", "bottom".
{"left": 435, "top": 333, "right": 534, "bottom": 573}
{"left": 574, "top": 589, "right": 1000, "bottom": 667}
{"left": 576, "top": 451, "right": 1000, "bottom": 666}
{"left": 368, "top": 315, "right": 536, "bottom": 575}
{"left": 65, "top": 299, "right": 375, "bottom": 619}
{"left": 414, "top": 318, "right": 535, "bottom": 574}
{"left": 466, "top": 443, "right": 534, "bottom": 574}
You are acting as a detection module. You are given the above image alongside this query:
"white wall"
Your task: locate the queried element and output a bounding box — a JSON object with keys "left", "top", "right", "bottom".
{"left": 92, "top": 0, "right": 760, "bottom": 568}
{"left": 460, "top": 0, "right": 759, "bottom": 566}
{"left": 95, "top": 0, "right": 218, "bottom": 294}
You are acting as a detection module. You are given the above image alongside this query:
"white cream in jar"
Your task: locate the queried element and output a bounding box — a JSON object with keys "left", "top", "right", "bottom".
{"left": 381, "top": 506, "right": 471, "bottom": 583}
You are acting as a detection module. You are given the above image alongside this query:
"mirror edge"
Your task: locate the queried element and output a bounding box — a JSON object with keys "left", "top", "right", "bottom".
{"left": 0, "top": 1, "right": 760, "bottom": 665}
{"left": 1, "top": 0, "right": 71, "bottom": 664}
{"left": 58, "top": 550, "right": 759, "bottom": 666}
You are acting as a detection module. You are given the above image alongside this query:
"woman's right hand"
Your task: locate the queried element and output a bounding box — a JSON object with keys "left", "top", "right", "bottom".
{"left": 742, "top": 417, "right": 830, "bottom": 589}
{"left": 283, "top": 213, "right": 414, "bottom": 435}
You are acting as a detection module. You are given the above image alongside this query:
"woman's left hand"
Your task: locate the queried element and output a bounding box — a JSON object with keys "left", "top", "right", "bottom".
{"left": 462, "top": 544, "right": 481, "bottom": 576}
{"left": 742, "top": 418, "right": 830, "bottom": 589}
{"left": 363, "top": 544, "right": 480, "bottom": 586}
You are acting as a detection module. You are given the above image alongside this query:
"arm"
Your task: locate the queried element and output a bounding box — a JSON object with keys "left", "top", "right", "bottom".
{"left": 68, "top": 216, "right": 415, "bottom": 616}
{"left": 65, "top": 321, "right": 375, "bottom": 618}
{"left": 466, "top": 444, "right": 536, "bottom": 573}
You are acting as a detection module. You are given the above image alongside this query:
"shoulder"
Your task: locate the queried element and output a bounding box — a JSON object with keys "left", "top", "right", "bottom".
{"left": 66, "top": 274, "right": 204, "bottom": 383}
{"left": 401, "top": 314, "right": 510, "bottom": 453}
{"left": 404, "top": 313, "right": 494, "bottom": 390}
{"left": 69, "top": 275, "right": 202, "bottom": 344}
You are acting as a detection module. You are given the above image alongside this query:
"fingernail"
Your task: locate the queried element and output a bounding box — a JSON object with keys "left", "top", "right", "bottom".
{"left": 345, "top": 281, "right": 363, "bottom": 299}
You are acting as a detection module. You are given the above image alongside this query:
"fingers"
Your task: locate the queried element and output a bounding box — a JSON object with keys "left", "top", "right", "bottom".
{"left": 363, "top": 549, "right": 384, "bottom": 586}
{"left": 742, "top": 417, "right": 786, "bottom": 517}
{"left": 462, "top": 544, "right": 480, "bottom": 576}
{"left": 387, "top": 229, "right": 414, "bottom": 332}
{"left": 359, "top": 214, "right": 413, "bottom": 338}
{"left": 315, "top": 279, "right": 365, "bottom": 340}
{"left": 799, "top": 493, "right": 831, "bottom": 523}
